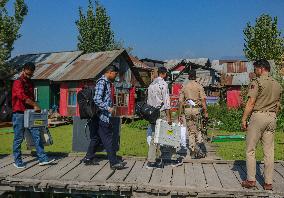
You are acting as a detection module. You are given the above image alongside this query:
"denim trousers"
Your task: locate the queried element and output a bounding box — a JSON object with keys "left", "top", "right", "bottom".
{"left": 12, "top": 113, "right": 48, "bottom": 164}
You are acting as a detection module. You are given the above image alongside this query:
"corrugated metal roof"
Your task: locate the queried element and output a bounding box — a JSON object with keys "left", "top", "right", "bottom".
{"left": 217, "top": 60, "right": 276, "bottom": 86}
{"left": 221, "top": 72, "right": 256, "bottom": 86}
{"left": 175, "top": 69, "right": 213, "bottom": 87}
{"left": 55, "top": 49, "right": 128, "bottom": 81}
{"left": 182, "top": 76, "right": 213, "bottom": 87}
{"left": 130, "top": 56, "right": 152, "bottom": 70}
{"left": 10, "top": 51, "right": 83, "bottom": 80}
{"left": 164, "top": 58, "right": 210, "bottom": 70}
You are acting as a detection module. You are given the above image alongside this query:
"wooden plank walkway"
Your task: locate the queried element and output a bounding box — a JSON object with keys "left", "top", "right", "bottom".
{"left": 0, "top": 155, "right": 284, "bottom": 197}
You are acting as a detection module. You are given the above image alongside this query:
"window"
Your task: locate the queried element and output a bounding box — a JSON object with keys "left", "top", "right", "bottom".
{"left": 68, "top": 91, "right": 77, "bottom": 107}
{"left": 114, "top": 93, "right": 129, "bottom": 107}
{"left": 34, "top": 88, "right": 38, "bottom": 102}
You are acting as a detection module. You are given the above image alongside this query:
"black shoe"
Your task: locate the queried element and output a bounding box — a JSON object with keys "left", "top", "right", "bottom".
{"left": 81, "top": 157, "right": 98, "bottom": 165}
{"left": 119, "top": 161, "right": 127, "bottom": 167}
{"left": 171, "top": 159, "right": 183, "bottom": 167}
{"left": 146, "top": 161, "right": 163, "bottom": 169}
{"left": 110, "top": 162, "right": 127, "bottom": 170}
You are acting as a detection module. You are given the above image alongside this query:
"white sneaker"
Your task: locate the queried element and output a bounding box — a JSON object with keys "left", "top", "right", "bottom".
{"left": 39, "top": 159, "right": 55, "bottom": 166}
{"left": 13, "top": 163, "right": 26, "bottom": 169}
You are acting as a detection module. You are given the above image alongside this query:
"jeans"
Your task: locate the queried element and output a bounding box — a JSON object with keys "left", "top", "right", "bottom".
{"left": 12, "top": 113, "right": 48, "bottom": 164}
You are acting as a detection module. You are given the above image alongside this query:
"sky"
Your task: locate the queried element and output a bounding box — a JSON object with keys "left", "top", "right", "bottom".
{"left": 6, "top": 0, "right": 284, "bottom": 61}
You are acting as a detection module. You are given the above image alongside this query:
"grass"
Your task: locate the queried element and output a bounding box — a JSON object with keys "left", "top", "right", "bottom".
{"left": 0, "top": 124, "right": 148, "bottom": 157}
{"left": 1, "top": 125, "right": 283, "bottom": 161}
{"left": 0, "top": 125, "right": 73, "bottom": 154}
{"left": 209, "top": 130, "right": 284, "bottom": 161}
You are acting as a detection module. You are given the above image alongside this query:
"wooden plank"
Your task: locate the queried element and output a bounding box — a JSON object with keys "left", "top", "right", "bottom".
{"left": 185, "top": 163, "right": 196, "bottom": 188}
{"left": 255, "top": 163, "right": 265, "bottom": 187}
{"left": 135, "top": 162, "right": 153, "bottom": 184}
{"left": 159, "top": 164, "right": 172, "bottom": 187}
{"left": 0, "top": 156, "right": 38, "bottom": 179}
{"left": 76, "top": 160, "right": 108, "bottom": 182}
{"left": 0, "top": 155, "right": 30, "bottom": 169}
{"left": 107, "top": 160, "right": 135, "bottom": 183}
{"left": 239, "top": 164, "right": 262, "bottom": 190}
{"left": 0, "top": 155, "right": 12, "bottom": 165}
{"left": 33, "top": 157, "right": 75, "bottom": 179}
{"left": 135, "top": 162, "right": 154, "bottom": 191}
{"left": 214, "top": 163, "right": 242, "bottom": 190}
{"left": 91, "top": 162, "right": 114, "bottom": 184}
{"left": 275, "top": 162, "right": 284, "bottom": 177}
{"left": 13, "top": 157, "right": 60, "bottom": 179}
{"left": 189, "top": 163, "right": 207, "bottom": 189}
{"left": 259, "top": 163, "right": 284, "bottom": 193}
{"left": 155, "top": 164, "right": 173, "bottom": 194}
{"left": 124, "top": 160, "right": 144, "bottom": 184}
{"left": 229, "top": 163, "right": 247, "bottom": 183}
{"left": 0, "top": 156, "right": 15, "bottom": 169}
{"left": 41, "top": 157, "right": 80, "bottom": 180}
{"left": 172, "top": 164, "right": 185, "bottom": 187}
{"left": 202, "top": 163, "right": 222, "bottom": 189}
{"left": 148, "top": 167, "right": 162, "bottom": 186}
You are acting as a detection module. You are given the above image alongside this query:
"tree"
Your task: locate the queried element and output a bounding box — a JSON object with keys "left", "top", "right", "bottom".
{"left": 76, "top": 0, "right": 115, "bottom": 53}
{"left": 243, "top": 14, "right": 284, "bottom": 66}
{"left": 0, "top": 0, "right": 28, "bottom": 77}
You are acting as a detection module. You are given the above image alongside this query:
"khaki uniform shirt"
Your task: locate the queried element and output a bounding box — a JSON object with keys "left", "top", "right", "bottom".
{"left": 247, "top": 74, "right": 282, "bottom": 112}
{"left": 179, "top": 80, "right": 206, "bottom": 107}
{"left": 147, "top": 77, "right": 171, "bottom": 111}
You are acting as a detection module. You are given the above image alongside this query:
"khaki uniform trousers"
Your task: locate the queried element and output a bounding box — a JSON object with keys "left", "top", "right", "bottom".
{"left": 246, "top": 112, "right": 276, "bottom": 184}
{"left": 184, "top": 107, "right": 203, "bottom": 152}
{"left": 147, "top": 111, "right": 176, "bottom": 162}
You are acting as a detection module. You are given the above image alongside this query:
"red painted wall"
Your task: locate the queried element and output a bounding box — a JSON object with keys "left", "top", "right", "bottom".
{"left": 59, "top": 83, "right": 68, "bottom": 116}
{"left": 172, "top": 83, "right": 183, "bottom": 95}
{"left": 227, "top": 87, "right": 242, "bottom": 109}
{"left": 128, "top": 86, "right": 135, "bottom": 115}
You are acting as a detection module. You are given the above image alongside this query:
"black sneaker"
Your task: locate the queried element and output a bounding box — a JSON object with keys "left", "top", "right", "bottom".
{"left": 81, "top": 157, "right": 98, "bottom": 165}
{"left": 110, "top": 161, "right": 127, "bottom": 170}
{"left": 171, "top": 159, "right": 183, "bottom": 167}
{"left": 119, "top": 161, "right": 127, "bottom": 167}
{"left": 146, "top": 161, "right": 163, "bottom": 169}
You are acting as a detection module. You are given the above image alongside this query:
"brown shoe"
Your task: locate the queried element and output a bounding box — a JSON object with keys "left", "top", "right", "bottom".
{"left": 263, "top": 183, "right": 273, "bottom": 190}
{"left": 241, "top": 180, "right": 256, "bottom": 188}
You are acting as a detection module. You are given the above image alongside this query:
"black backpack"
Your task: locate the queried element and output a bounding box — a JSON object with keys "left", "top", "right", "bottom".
{"left": 77, "top": 79, "right": 106, "bottom": 119}
{"left": 135, "top": 102, "right": 163, "bottom": 124}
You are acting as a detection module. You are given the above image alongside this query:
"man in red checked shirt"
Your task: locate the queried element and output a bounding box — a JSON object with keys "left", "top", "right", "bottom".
{"left": 12, "top": 62, "right": 54, "bottom": 169}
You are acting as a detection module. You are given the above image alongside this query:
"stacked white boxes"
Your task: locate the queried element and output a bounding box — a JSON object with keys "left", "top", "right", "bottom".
{"left": 24, "top": 109, "right": 48, "bottom": 128}
{"left": 24, "top": 109, "right": 53, "bottom": 149}
{"left": 154, "top": 119, "right": 182, "bottom": 148}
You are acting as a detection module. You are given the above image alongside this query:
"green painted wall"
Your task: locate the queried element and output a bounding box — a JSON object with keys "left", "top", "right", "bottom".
{"left": 34, "top": 80, "right": 50, "bottom": 109}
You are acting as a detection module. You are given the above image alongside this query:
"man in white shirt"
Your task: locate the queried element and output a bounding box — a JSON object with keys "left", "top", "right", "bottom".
{"left": 146, "top": 67, "right": 182, "bottom": 169}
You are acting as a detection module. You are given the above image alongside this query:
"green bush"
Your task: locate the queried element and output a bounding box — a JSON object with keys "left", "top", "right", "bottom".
{"left": 276, "top": 109, "right": 284, "bottom": 132}
{"left": 208, "top": 104, "right": 243, "bottom": 132}
{"left": 127, "top": 119, "right": 149, "bottom": 130}
{"left": 208, "top": 103, "right": 284, "bottom": 132}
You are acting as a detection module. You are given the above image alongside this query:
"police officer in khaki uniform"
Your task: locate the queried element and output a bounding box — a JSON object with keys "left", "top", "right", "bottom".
{"left": 178, "top": 70, "right": 208, "bottom": 159}
{"left": 241, "top": 60, "right": 282, "bottom": 190}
